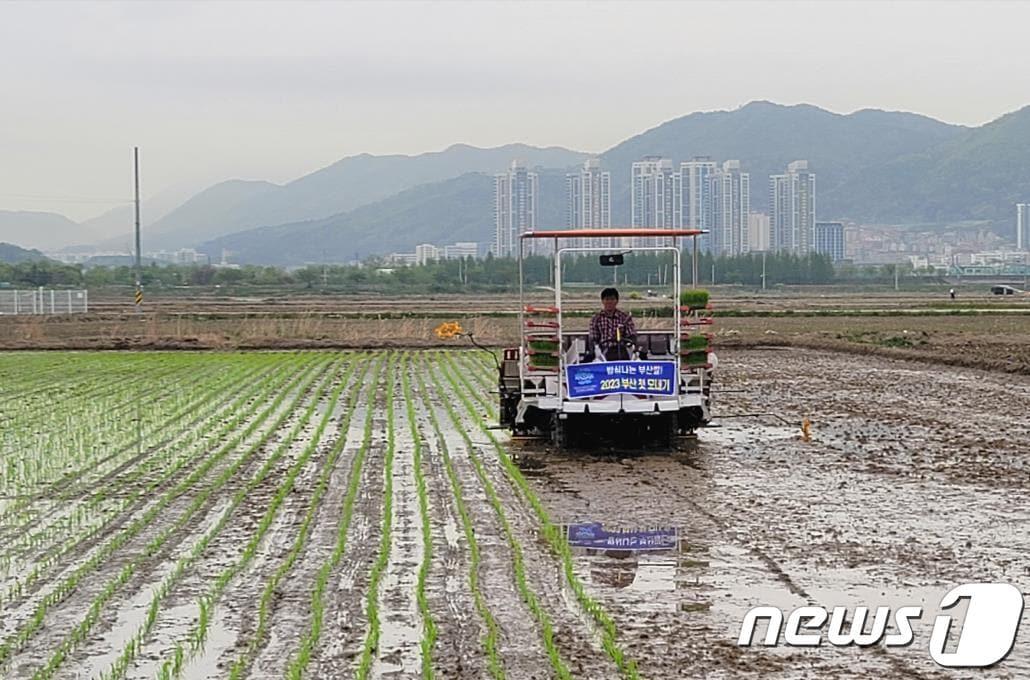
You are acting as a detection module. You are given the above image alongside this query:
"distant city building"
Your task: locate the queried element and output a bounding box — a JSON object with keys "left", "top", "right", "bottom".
{"left": 1018, "top": 203, "right": 1030, "bottom": 251}
{"left": 770, "top": 160, "right": 816, "bottom": 254}
{"left": 631, "top": 156, "right": 679, "bottom": 246}
{"left": 386, "top": 252, "right": 418, "bottom": 266}
{"left": 414, "top": 243, "right": 440, "bottom": 265}
{"left": 148, "top": 248, "right": 209, "bottom": 265}
{"left": 968, "top": 250, "right": 1030, "bottom": 266}
{"left": 443, "top": 241, "right": 478, "bottom": 259}
{"left": 748, "top": 212, "right": 771, "bottom": 252}
{"left": 813, "top": 221, "right": 845, "bottom": 262}
{"left": 710, "top": 160, "right": 750, "bottom": 255}
{"left": 494, "top": 160, "right": 538, "bottom": 258}
{"left": 680, "top": 157, "right": 718, "bottom": 252}
{"left": 567, "top": 159, "right": 612, "bottom": 247}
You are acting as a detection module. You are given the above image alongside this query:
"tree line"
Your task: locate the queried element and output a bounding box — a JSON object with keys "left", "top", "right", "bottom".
{"left": 1, "top": 252, "right": 924, "bottom": 293}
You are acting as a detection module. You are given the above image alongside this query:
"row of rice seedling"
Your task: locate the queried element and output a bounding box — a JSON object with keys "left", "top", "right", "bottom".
{"left": 160, "top": 354, "right": 372, "bottom": 679}
{"left": 280, "top": 355, "right": 385, "bottom": 680}
{"left": 0, "top": 354, "right": 330, "bottom": 674}
{"left": 425, "top": 356, "right": 572, "bottom": 680}
{"left": 25, "top": 355, "right": 335, "bottom": 680}
{"left": 411, "top": 355, "right": 504, "bottom": 679}
{"left": 0, "top": 356, "right": 276, "bottom": 574}
{"left": 0, "top": 353, "right": 161, "bottom": 413}
{"left": 442, "top": 352, "right": 641, "bottom": 679}
{"left": 400, "top": 353, "right": 438, "bottom": 679}
{"left": 1, "top": 355, "right": 302, "bottom": 610}
{"left": 356, "top": 352, "right": 399, "bottom": 679}
{"left": 100, "top": 355, "right": 356, "bottom": 680}
{"left": 0, "top": 357, "right": 286, "bottom": 607}
{"left": 0, "top": 361, "right": 229, "bottom": 556}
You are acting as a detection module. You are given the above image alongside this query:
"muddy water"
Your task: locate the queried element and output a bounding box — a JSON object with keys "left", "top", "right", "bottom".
{"left": 518, "top": 348, "right": 1030, "bottom": 679}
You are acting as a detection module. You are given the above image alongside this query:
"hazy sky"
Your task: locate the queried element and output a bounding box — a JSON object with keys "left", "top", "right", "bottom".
{"left": 2, "top": 0, "right": 1030, "bottom": 221}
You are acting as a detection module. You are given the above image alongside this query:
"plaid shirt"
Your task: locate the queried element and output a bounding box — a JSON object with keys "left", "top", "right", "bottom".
{"left": 589, "top": 309, "right": 637, "bottom": 347}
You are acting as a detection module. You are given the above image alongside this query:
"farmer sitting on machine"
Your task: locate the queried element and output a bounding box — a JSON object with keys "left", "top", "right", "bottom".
{"left": 589, "top": 287, "right": 637, "bottom": 361}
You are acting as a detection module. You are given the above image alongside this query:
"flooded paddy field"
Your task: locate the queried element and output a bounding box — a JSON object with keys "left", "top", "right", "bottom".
{"left": 0, "top": 349, "right": 1026, "bottom": 679}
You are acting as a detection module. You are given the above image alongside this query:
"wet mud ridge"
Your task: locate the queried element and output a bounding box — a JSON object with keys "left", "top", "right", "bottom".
{"left": 1, "top": 348, "right": 1028, "bottom": 679}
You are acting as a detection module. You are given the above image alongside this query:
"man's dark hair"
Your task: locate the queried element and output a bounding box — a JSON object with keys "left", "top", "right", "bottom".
{"left": 600, "top": 287, "right": 619, "bottom": 300}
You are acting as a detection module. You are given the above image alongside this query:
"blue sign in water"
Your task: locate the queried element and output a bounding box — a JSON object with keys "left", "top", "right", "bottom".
{"left": 565, "top": 360, "right": 677, "bottom": 399}
{"left": 566, "top": 522, "right": 678, "bottom": 552}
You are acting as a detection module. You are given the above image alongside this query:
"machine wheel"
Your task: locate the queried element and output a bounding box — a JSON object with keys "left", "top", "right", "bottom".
{"left": 551, "top": 415, "right": 574, "bottom": 450}
{"left": 551, "top": 418, "right": 564, "bottom": 449}
{"left": 665, "top": 412, "right": 679, "bottom": 449}
{"left": 678, "top": 406, "right": 705, "bottom": 434}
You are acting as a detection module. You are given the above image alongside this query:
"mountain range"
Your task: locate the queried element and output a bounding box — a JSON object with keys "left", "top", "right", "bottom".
{"left": 3, "top": 100, "right": 1030, "bottom": 265}
{"left": 0, "top": 242, "right": 51, "bottom": 264}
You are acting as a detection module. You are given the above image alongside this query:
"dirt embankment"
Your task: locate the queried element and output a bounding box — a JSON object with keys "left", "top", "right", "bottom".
{"left": 4, "top": 305, "right": 1029, "bottom": 377}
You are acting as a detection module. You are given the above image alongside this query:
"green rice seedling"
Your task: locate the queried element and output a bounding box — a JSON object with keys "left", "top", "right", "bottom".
{"left": 158, "top": 358, "right": 368, "bottom": 675}
{"left": 259, "top": 357, "right": 384, "bottom": 680}
{"left": 444, "top": 352, "right": 640, "bottom": 680}
{"left": 427, "top": 357, "right": 571, "bottom": 680}
{"left": 401, "top": 353, "right": 438, "bottom": 679}
{"left": 679, "top": 288, "right": 710, "bottom": 309}
{"left": 412, "top": 356, "right": 504, "bottom": 680}
{"left": 356, "top": 353, "right": 399, "bottom": 679}
{"left": 7, "top": 355, "right": 329, "bottom": 678}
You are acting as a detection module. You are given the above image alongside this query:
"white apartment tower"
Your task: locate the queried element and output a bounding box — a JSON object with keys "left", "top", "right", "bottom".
{"left": 631, "top": 156, "right": 679, "bottom": 246}
{"left": 680, "top": 157, "right": 718, "bottom": 252}
{"left": 1018, "top": 203, "right": 1030, "bottom": 251}
{"left": 709, "top": 160, "right": 750, "bottom": 256}
{"left": 494, "top": 160, "right": 538, "bottom": 258}
{"left": 770, "top": 160, "right": 816, "bottom": 254}
{"left": 567, "top": 159, "right": 612, "bottom": 247}
{"left": 492, "top": 160, "right": 539, "bottom": 258}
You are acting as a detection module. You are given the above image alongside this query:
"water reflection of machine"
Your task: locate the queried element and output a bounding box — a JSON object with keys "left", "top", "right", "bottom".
{"left": 566, "top": 522, "right": 683, "bottom": 592}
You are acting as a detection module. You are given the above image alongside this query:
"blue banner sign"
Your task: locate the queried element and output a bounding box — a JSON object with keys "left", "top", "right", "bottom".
{"left": 565, "top": 360, "right": 677, "bottom": 399}
{"left": 566, "top": 522, "right": 678, "bottom": 552}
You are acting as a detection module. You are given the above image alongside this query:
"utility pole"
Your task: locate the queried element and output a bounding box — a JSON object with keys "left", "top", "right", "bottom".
{"left": 894, "top": 263, "right": 899, "bottom": 292}
{"left": 762, "top": 250, "right": 767, "bottom": 291}
{"left": 134, "top": 147, "right": 142, "bottom": 312}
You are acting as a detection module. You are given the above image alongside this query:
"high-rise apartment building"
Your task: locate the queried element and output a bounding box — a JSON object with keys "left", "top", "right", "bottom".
{"left": 813, "top": 221, "right": 845, "bottom": 262}
{"left": 1018, "top": 203, "right": 1030, "bottom": 251}
{"left": 567, "top": 159, "right": 612, "bottom": 247}
{"left": 494, "top": 160, "right": 538, "bottom": 258}
{"left": 680, "top": 157, "right": 718, "bottom": 252}
{"left": 770, "top": 160, "right": 816, "bottom": 254}
{"left": 631, "top": 157, "right": 679, "bottom": 246}
{"left": 709, "top": 160, "right": 750, "bottom": 256}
